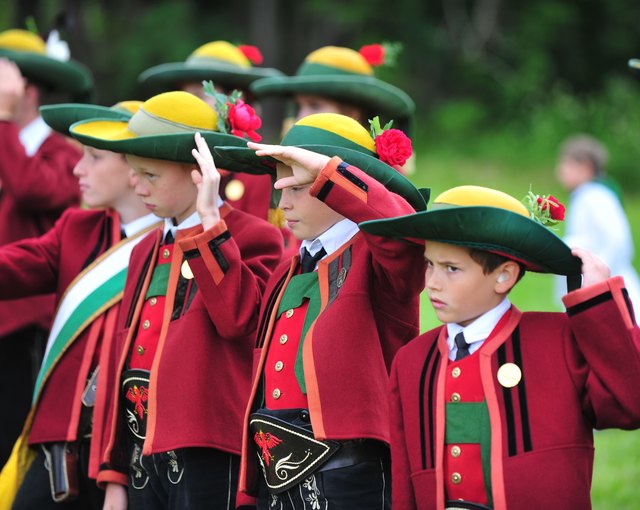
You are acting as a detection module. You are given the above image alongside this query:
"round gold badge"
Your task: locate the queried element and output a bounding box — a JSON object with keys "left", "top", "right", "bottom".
{"left": 497, "top": 363, "right": 522, "bottom": 388}
{"left": 225, "top": 179, "right": 245, "bottom": 201}
{"left": 181, "top": 260, "right": 194, "bottom": 280}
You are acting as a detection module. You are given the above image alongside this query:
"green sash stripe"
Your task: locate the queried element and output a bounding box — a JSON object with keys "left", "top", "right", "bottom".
{"left": 445, "top": 401, "right": 493, "bottom": 507}
{"left": 276, "top": 272, "right": 321, "bottom": 394}
{"left": 32, "top": 267, "right": 127, "bottom": 403}
{"left": 145, "top": 263, "right": 170, "bottom": 299}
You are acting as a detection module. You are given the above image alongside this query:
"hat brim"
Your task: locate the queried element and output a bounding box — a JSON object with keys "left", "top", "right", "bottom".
{"left": 40, "top": 104, "right": 132, "bottom": 135}
{"left": 138, "top": 62, "right": 284, "bottom": 92}
{"left": 359, "top": 206, "right": 582, "bottom": 275}
{"left": 250, "top": 75, "right": 415, "bottom": 118}
{"left": 0, "top": 49, "right": 93, "bottom": 97}
{"left": 214, "top": 145, "right": 427, "bottom": 212}
{"left": 69, "top": 118, "right": 247, "bottom": 165}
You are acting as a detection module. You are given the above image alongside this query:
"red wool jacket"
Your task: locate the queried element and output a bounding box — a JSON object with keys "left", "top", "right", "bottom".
{"left": 98, "top": 204, "right": 283, "bottom": 487}
{"left": 0, "top": 207, "right": 132, "bottom": 478}
{"left": 239, "top": 157, "right": 426, "bottom": 494}
{"left": 390, "top": 277, "right": 640, "bottom": 510}
{"left": 0, "top": 121, "right": 81, "bottom": 335}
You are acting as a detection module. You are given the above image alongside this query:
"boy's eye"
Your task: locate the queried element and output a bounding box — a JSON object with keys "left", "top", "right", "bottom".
{"left": 425, "top": 259, "right": 434, "bottom": 268}
{"left": 446, "top": 265, "right": 459, "bottom": 273}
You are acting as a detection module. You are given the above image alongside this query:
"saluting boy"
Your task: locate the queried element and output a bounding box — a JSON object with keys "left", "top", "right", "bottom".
{"left": 359, "top": 185, "right": 640, "bottom": 510}
{"left": 215, "top": 112, "right": 427, "bottom": 509}
{"left": 68, "top": 91, "right": 283, "bottom": 509}
{"left": 0, "top": 100, "right": 160, "bottom": 510}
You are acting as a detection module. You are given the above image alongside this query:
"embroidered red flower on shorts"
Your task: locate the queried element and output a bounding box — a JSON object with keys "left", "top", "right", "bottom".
{"left": 375, "top": 129, "right": 413, "bottom": 167}
{"left": 360, "top": 44, "right": 385, "bottom": 66}
{"left": 238, "top": 45, "right": 263, "bottom": 65}
{"left": 228, "top": 99, "right": 262, "bottom": 142}
{"left": 536, "top": 195, "right": 566, "bottom": 221}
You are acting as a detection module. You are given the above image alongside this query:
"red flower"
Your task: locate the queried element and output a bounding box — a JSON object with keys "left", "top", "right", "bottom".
{"left": 238, "top": 45, "right": 263, "bottom": 65}
{"left": 227, "top": 100, "right": 262, "bottom": 142}
{"left": 537, "top": 195, "right": 566, "bottom": 221}
{"left": 375, "top": 129, "right": 412, "bottom": 167}
{"left": 359, "top": 44, "right": 385, "bottom": 66}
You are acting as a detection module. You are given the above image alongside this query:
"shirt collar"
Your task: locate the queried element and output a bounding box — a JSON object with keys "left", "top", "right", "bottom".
{"left": 120, "top": 213, "right": 161, "bottom": 238}
{"left": 19, "top": 116, "right": 52, "bottom": 157}
{"left": 446, "top": 297, "right": 511, "bottom": 357}
{"left": 162, "top": 211, "right": 202, "bottom": 239}
{"left": 300, "top": 218, "right": 359, "bottom": 260}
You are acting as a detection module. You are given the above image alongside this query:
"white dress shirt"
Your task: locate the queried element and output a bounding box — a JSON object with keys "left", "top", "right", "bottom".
{"left": 299, "top": 218, "right": 359, "bottom": 270}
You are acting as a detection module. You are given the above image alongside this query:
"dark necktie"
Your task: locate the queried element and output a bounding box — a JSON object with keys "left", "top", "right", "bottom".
{"left": 300, "top": 247, "right": 326, "bottom": 273}
{"left": 454, "top": 332, "right": 470, "bottom": 361}
{"left": 164, "top": 230, "right": 175, "bottom": 245}
{"left": 120, "top": 228, "right": 127, "bottom": 240}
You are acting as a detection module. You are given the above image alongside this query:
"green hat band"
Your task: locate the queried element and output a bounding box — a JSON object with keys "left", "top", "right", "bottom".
{"left": 186, "top": 55, "right": 247, "bottom": 69}
{"left": 297, "top": 62, "right": 363, "bottom": 78}
{"left": 281, "top": 125, "right": 376, "bottom": 157}
{"left": 128, "top": 108, "right": 208, "bottom": 136}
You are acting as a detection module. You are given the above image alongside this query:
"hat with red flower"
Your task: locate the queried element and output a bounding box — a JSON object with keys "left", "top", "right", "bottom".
{"left": 359, "top": 185, "right": 582, "bottom": 278}
{"left": 66, "top": 91, "right": 253, "bottom": 166}
{"left": 250, "top": 45, "right": 414, "bottom": 125}
{"left": 138, "top": 40, "right": 283, "bottom": 94}
{"left": 214, "top": 112, "right": 426, "bottom": 211}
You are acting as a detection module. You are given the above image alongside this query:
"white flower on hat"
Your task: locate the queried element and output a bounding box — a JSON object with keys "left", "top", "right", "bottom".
{"left": 45, "top": 29, "right": 70, "bottom": 62}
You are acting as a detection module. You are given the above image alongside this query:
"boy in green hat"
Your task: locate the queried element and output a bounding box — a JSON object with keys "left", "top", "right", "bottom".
{"left": 359, "top": 185, "right": 640, "bottom": 510}
{"left": 0, "top": 100, "right": 160, "bottom": 510}
{"left": 68, "top": 90, "right": 283, "bottom": 509}
{"left": 0, "top": 27, "right": 93, "bottom": 467}
{"left": 215, "top": 112, "right": 426, "bottom": 509}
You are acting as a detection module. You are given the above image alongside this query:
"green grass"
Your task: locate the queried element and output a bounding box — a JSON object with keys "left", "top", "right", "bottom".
{"left": 410, "top": 146, "right": 640, "bottom": 508}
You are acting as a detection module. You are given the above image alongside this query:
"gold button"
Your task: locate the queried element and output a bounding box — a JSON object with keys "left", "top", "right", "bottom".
{"left": 275, "top": 361, "right": 284, "bottom": 372}
{"left": 285, "top": 309, "right": 294, "bottom": 318}
{"left": 451, "top": 367, "right": 461, "bottom": 378}
{"left": 451, "top": 392, "right": 461, "bottom": 403}
{"left": 451, "top": 445, "right": 461, "bottom": 458}
{"left": 142, "top": 320, "right": 150, "bottom": 330}
{"left": 451, "top": 472, "right": 462, "bottom": 484}
{"left": 272, "top": 388, "right": 281, "bottom": 399}
{"left": 149, "top": 297, "right": 157, "bottom": 306}
{"left": 279, "top": 334, "right": 288, "bottom": 344}
{"left": 137, "top": 345, "right": 145, "bottom": 355}
{"left": 162, "top": 248, "right": 170, "bottom": 259}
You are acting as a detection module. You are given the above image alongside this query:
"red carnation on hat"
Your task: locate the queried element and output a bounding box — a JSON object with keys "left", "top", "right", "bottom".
{"left": 228, "top": 99, "right": 262, "bottom": 142}
{"left": 238, "top": 45, "right": 263, "bottom": 65}
{"left": 359, "top": 44, "right": 385, "bottom": 66}
{"left": 375, "top": 129, "right": 412, "bottom": 168}
{"left": 536, "top": 195, "right": 566, "bottom": 221}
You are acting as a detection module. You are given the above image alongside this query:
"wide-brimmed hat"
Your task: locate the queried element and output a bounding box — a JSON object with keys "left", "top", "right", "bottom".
{"left": 138, "top": 41, "right": 283, "bottom": 93}
{"left": 0, "top": 29, "right": 93, "bottom": 98}
{"left": 68, "top": 91, "right": 248, "bottom": 164}
{"left": 250, "top": 46, "right": 414, "bottom": 120}
{"left": 359, "top": 185, "right": 582, "bottom": 276}
{"left": 214, "top": 112, "right": 427, "bottom": 211}
{"left": 40, "top": 101, "right": 142, "bottom": 135}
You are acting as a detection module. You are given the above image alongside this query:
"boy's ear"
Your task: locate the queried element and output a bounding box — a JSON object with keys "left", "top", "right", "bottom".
{"left": 494, "top": 261, "right": 520, "bottom": 293}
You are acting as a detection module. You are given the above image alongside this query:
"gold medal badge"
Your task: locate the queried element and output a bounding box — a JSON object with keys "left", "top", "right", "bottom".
{"left": 497, "top": 362, "right": 522, "bottom": 388}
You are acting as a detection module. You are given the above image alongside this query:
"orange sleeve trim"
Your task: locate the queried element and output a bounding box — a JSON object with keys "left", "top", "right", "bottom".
{"left": 309, "top": 156, "right": 342, "bottom": 197}
{"left": 194, "top": 220, "right": 229, "bottom": 286}
{"left": 97, "top": 469, "right": 127, "bottom": 489}
{"left": 177, "top": 220, "right": 228, "bottom": 252}
{"left": 563, "top": 276, "right": 634, "bottom": 329}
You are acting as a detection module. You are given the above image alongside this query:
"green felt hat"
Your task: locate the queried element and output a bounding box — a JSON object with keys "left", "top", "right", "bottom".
{"left": 138, "top": 41, "right": 284, "bottom": 93}
{"left": 359, "top": 185, "right": 582, "bottom": 276}
{"left": 0, "top": 29, "right": 93, "bottom": 98}
{"left": 250, "top": 46, "right": 414, "bottom": 120}
{"left": 40, "top": 101, "right": 142, "bottom": 135}
{"left": 68, "top": 91, "right": 248, "bottom": 165}
{"left": 214, "top": 112, "right": 427, "bottom": 212}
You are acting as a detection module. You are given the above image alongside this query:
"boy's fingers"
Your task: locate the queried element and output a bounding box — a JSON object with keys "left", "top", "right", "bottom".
{"left": 274, "top": 176, "right": 299, "bottom": 189}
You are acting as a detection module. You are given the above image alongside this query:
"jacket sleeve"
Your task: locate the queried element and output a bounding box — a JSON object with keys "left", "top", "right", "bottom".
{"left": 389, "top": 356, "right": 418, "bottom": 510}
{"left": 562, "top": 276, "right": 640, "bottom": 429}
{"left": 178, "top": 213, "right": 283, "bottom": 339}
{"left": 309, "top": 156, "right": 426, "bottom": 301}
{"left": 0, "top": 122, "right": 81, "bottom": 212}
{"left": 0, "top": 208, "right": 66, "bottom": 298}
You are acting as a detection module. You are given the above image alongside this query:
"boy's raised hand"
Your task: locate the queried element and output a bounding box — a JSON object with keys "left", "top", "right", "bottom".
{"left": 191, "top": 132, "right": 221, "bottom": 230}
{"left": 0, "top": 58, "right": 26, "bottom": 120}
{"left": 247, "top": 142, "right": 331, "bottom": 189}
{"left": 572, "top": 247, "right": 611, "bottom": 287}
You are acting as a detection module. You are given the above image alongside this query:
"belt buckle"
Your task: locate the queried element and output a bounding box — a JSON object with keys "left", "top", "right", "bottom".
{"left": 249, "top": 412, "right": 340, "bottom": 494}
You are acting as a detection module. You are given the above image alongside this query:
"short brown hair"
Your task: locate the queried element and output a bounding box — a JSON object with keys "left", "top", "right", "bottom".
{"left": 468, "top": 248, "right": 525, "bottom": 283}
{"left": 559, "top": 134, "right": 608, "bottom": 177}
